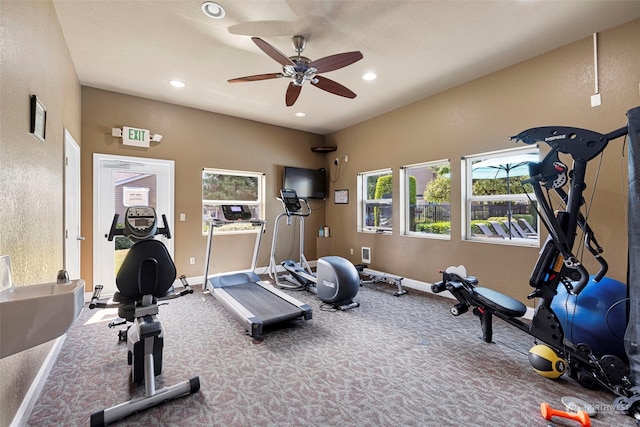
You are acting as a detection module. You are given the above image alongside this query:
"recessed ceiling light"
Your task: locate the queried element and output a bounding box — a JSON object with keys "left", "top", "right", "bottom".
{"left": 169, "top": 80, "right": 186, "bottom": 88}
{"left": 362, "top": 72, "right": 377, "bottom": 81}
{"left": 201, "top": 2, "right": 225, "bottom": 19}
{"left": 294, "top": 112, "right": 306, "bottom": 117}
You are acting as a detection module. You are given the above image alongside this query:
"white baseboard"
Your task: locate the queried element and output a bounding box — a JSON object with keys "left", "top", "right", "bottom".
{"left": 10, "top": 334, "right": 67, "bottom": 427}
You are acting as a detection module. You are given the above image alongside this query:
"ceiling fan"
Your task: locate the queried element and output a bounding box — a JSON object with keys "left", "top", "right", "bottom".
{"left": 228, "top": 36, "right": 363, "bottom": 107}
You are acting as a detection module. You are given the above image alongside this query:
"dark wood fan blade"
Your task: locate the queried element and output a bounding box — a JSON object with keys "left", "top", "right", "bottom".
{"left": 251, "top": 37, "right": 295, "bottom": 66}
{"left": 285, "top": 83, "right": 302, "bottom": 107}
{"left": 311, "top": 75, "right": 357, "bottom": 99}
{"left": 310, "top": 51, "right": 363, "bottom": 73}
{"left": 228, "top": 73, "right": 283, "bottom": 83}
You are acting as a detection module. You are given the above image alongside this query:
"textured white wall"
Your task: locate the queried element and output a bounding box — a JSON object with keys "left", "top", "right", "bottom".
{"left": 0, "top": 1, "right": 81, "bottom": 425}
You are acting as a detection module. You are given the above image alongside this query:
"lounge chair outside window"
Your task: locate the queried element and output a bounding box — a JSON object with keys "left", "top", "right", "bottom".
{"left": 489, "top": 221, "right": 512, "bottom": 239}
{"left": 478, "top": 222, "right": 501, "bottom": 238}
{"left": 510, "top": 220, "right": 537, "bottom": 238}
{"left": 519, "top": 218, "right": 537, "bottom": 235}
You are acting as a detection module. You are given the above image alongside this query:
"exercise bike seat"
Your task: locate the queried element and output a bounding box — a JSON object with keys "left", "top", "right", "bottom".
{"left": 113, "top": 239, "right": 176, "bottom": 323}
{"left": 472, "top": 287, "right": 527, "bottom": 318}
{"left": 115, "top": 239, "right": 177, "bottom": 301}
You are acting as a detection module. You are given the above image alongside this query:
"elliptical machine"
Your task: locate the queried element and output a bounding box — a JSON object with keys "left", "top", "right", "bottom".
{"left": 89, "top": 206, "right": 200, "bottom": 426}
{"left": 432, "top": 106, "right": 640, "bottom": 419}
{"left": 269, "top": 189, "right": 360, "bottom": 310}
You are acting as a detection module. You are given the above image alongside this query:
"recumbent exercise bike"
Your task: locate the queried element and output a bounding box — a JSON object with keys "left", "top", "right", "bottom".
{"left": 89, "top": 206, "right": 200, "bottom": 426}
{"left": 432, "top": 106, "right": 640, "bottom": 420}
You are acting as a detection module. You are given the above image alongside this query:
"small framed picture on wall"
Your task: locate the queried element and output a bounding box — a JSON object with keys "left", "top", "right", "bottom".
{"left": 334, "top": 189, "right": 349, "bottom": 204}
{"left": 30, "top": 95, "right": 47, "bottom": 143}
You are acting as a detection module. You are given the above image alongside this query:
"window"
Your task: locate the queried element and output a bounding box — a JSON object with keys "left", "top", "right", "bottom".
{"left": 400, "top": 160, "right": 450, "bottom": 238}
{"left": 202, "top": 168, "right": 265, "bottom": 234}
{"left": 462, "top": 147, "right": 539, "bottom": 245}
{"left": 358, "top": 168, "right": 393, "bottom": 233}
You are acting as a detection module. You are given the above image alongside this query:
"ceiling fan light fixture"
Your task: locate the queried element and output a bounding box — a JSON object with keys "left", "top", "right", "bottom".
{"left": 168, "top": 80, "right": 186, "bottom": 88}
{"left": 362, "top": 72, "right": 377, "bottom": 81}
{"left": 201, "top": 2, "right": 225, "bottom": 19}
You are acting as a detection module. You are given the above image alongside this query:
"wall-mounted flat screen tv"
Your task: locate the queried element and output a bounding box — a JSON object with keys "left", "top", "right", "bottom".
{"left": 283, "top": 166, "right": 327, "bottom": 200}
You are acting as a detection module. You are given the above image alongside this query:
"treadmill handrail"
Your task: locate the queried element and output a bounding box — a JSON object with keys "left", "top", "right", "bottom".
{"left": 202, "top": 215, "right": 266, "bottom": 291}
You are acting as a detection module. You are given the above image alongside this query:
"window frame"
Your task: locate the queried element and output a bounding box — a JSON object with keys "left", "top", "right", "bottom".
{"left": 400, "top": 159, "right": 451, "bottom": 239}
{"left": 357, "top": 168, "right": 393, "bottom": 234}
{"left": 461, "top": 146, "right": 540, "bottom": 246}
{"left": 202, "top": 167, "right": 266, "bottom": 235}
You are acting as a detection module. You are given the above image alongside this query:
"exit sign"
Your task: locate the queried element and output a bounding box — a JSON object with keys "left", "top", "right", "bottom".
{"left": 122, "top": 126, "right": 150, "bottom": 147}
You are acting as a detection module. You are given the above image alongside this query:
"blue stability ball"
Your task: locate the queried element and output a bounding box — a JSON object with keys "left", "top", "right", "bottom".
{"left": 550, "top": 276, "right": 627, "bottom": 360}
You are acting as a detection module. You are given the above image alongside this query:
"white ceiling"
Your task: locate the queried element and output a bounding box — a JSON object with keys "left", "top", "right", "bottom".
{"left": 52, "top": 1, "right": 640, "bottom": 135}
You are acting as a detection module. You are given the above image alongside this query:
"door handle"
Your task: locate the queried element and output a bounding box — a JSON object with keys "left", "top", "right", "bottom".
{"left": 77, "top": 236, "right": 86, "bottom": 241}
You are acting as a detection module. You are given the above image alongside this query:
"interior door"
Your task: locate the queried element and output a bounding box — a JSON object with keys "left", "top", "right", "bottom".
{"left": 93, "top": 154, "right": 174, "bottom": 296}
{"left": 64, "top": 129, "right": 82, "bottom": 280}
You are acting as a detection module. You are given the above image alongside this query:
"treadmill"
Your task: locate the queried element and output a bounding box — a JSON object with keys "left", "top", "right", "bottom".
{"left": 202, "top": 205, "right": 312, "bottom": 337}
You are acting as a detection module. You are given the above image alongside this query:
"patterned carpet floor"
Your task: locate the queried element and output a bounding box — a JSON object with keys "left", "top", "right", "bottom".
{"left": 27, "top": 279, "right": 638, "bottom": 426}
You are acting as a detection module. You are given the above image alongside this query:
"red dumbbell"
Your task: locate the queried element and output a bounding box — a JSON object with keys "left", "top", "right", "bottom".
{"left": 540, "top": 402, "right": 591, "bottom": 427}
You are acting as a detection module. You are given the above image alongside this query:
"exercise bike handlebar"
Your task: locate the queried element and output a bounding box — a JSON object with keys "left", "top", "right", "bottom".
{"left": 107, "top": 209, "right": 172, "bottom": 241}
{"left": 89, "top": 284, "right": 103, "bottom": 309}
{"left": 107, "top": 214, "right": 120, "bottom": 241}
{"left": 159, "top": 214, "right": 171, "bottom": 239}
{"left": 177, "top": 275, "right": 194, "bottom": 297}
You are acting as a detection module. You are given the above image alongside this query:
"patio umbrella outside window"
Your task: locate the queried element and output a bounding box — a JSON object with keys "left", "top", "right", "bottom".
{"left": 472, "top": 154, "right": 538, "bottom": 238}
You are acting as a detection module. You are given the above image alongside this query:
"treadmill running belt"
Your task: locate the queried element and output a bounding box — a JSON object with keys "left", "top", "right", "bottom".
{"left": 222, "top": 282, "right": 305, "bottom": 324}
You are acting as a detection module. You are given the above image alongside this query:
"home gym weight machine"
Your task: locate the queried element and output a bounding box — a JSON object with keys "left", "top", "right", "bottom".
{"left": 89, "top": 206, "right": 200, "bottom": 426}
{"left": 431, "top": 106, "right": 640, "bottom": 420}
{"left": 269, "top": 189, "right": 360, "bottom": 310}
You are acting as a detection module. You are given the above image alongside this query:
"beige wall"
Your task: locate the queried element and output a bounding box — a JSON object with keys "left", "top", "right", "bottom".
{"left": 324, "top": 19, "right": 640, "bottom": 302}
{"left": 1, "top": 2, "right": 638, "bottom": 424}
{"left": 81, "top": 87, "right": 326, "bottom": 284}
{"left": 0, "top": 1, "right": 82, "bottom": 425}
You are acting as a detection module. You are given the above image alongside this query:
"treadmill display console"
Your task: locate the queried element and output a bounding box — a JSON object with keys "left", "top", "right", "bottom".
{"left": 221, "top": 205, "right": 252, "bottom": 221}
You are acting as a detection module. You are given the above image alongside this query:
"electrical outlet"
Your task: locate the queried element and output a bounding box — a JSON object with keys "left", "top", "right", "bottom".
{"left": 344, "top": 155, "right": 349, "bottom": 163}
{"left": 350, "top": 248, "right": 354, "bottom": 255}
{"left": 189, "top": 257, "right": 196, "bottom": 265}
{"left": 180, "top": 213, "right": 186, "bottom": 221}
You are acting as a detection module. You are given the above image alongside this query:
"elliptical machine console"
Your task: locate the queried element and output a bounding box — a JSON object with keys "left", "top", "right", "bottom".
{"left": 280, "top": 188, "right": 303, "bottom": 213}
{"left": 269, "top": 189, "right": 360, "bottom": 310}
